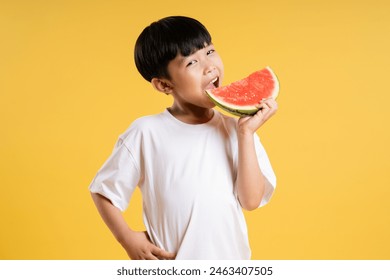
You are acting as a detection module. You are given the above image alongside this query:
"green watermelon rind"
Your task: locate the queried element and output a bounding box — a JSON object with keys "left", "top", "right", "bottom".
{"left": 206, "top": 66, "right": 280, "bottom": 117}
{"left": 205, "top": 91, "right": 259, "bottom": 117}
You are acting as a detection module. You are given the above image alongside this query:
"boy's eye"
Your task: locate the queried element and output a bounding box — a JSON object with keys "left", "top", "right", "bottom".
{"left": 207, "top": 49, "right": 215, "bottom": 55}
{"left": 186, "top": 60, "right": 197, "bottom": 67}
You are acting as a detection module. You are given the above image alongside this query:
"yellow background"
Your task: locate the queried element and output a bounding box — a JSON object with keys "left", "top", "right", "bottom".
{"left": 1, "top": 0, "right": 389, "bottom": 259}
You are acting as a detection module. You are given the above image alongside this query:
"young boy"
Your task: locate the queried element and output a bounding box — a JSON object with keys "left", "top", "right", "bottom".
{"left": 89, "top": 16, "right": 277, "bottom": 260}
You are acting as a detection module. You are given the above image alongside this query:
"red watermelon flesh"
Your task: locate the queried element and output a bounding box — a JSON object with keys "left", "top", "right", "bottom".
{"left": 205, "top": 66, "right": 279, "bottom": 117}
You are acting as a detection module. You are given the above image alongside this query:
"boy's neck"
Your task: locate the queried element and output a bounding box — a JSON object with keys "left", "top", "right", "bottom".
{"left": 167, "top": 105, "right": 214, "bottom": 125}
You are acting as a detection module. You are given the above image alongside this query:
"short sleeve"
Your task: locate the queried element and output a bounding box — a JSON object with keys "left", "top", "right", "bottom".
{"left": 89, "top": 137, "right": 141, "bottom": 212}
{"left": 254, "top": 133, "right": 277, "bottom": 207}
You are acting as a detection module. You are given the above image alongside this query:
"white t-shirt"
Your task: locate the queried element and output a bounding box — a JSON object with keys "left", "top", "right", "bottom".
{"left": 89, "top": 109, "right": 276, "bottom": 259}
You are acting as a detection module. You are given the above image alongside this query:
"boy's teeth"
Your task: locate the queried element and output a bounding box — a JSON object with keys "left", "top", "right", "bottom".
{"left": 210, "top": 77, "right": 218, "bottom": 84}
{"left": 205, "top": 77, "right": 219, "bottom": 90}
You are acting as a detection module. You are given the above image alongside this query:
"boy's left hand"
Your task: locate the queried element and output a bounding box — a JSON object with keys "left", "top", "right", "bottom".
{"left": 238, "top": 98, "right": 278, "bottom": 134}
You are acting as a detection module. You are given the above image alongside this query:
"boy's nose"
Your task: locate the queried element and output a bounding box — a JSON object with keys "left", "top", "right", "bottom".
{"left": 204, "top": 64, "right": 217, "bottom": 75}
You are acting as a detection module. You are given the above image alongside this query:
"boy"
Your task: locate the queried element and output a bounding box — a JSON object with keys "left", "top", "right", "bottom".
{"left": 89, "top": 16, "right": 277, "bottom": 260}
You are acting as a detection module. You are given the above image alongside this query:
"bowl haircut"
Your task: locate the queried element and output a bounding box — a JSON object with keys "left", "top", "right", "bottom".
{"left": 134, "top": 16, "right": 212, "bottom": 82}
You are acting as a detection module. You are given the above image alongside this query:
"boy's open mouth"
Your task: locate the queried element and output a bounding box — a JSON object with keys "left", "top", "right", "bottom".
{"left": 205, "top": 76, "right": 219, "bottom": 90}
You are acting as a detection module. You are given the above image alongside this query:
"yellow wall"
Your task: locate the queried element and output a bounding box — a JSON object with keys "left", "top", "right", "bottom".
{"left": 1, "top": 0, "right": 389, "bottom": 259}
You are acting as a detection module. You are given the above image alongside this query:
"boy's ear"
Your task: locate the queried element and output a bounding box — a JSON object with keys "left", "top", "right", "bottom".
{"left": 151, "top": 77, "right": 173, "bottom": 95}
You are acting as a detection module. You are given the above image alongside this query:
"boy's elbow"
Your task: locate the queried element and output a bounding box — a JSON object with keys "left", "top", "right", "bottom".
{"left": 239, "top": 184, "right": 265, "bottom": 211}
{"left": 242, "top": 202, "right": 260, "bottom": 211}
{"left": 240, "top": 196, "right": 262, "bottom": 211}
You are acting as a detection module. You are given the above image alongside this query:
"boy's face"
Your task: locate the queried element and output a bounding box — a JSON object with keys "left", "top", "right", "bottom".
{"left": 165, "top": 44, "right": 224, "bottom": 110}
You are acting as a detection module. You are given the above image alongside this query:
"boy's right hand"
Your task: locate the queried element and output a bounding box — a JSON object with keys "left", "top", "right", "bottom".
{"left": 121, "top": 230, "right": 176, "bottom": 260}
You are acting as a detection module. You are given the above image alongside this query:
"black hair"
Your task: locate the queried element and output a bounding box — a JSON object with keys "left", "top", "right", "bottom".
{"left": 134, "top": 16, "right": 212, "bottom": 82}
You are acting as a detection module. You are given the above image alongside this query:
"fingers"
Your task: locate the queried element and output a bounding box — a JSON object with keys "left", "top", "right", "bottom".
{"left": 138, "top": 247, "right": 174, "bottom": 260}
{"left": 256, "top": 98, "right": 278, "bottom": 121}
{"left": 237, "top": 98, "right": 278, "bottom": 133}
{"left": 125, "top": 230, "right": 176, "bottom": 260}
{"left": 151, "top": 247, "right": 176, "bottom": 260}
{"left": 144, "top": 253, "right": 159, "bottom": 260}
{"left": 142, "top": 245, "right": 175, "bottom": 260}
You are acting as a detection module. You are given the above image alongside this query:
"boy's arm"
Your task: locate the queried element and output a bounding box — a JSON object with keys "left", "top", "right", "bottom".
{"left": 91, "top": 192, "right": 175, "bottom": 260}
{"left": 236, "top": 98, "right": 277, "bottom": 211}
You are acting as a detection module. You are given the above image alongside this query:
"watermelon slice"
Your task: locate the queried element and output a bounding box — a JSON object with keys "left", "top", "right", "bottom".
{"left": 205, "top": 66, "right": 279, "bottom": 117}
